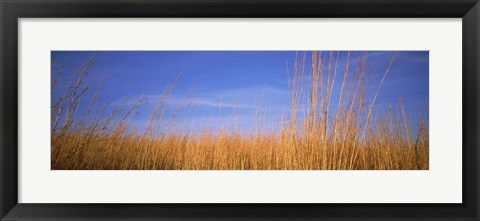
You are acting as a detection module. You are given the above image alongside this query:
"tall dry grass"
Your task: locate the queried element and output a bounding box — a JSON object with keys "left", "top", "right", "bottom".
{"left": 51, "top": 51, "right": 428, "bottom": 170}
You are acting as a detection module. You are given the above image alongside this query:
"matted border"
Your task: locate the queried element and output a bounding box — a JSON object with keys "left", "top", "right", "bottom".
{"left": 19, "top": 19, "right": 459, "bottom": 204}
{"left": 1, "top": 0, "right": 478, "bottom": 220}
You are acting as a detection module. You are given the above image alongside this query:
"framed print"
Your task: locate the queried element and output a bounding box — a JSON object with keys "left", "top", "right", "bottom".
{"left": 1, "top": 0, "right": 479, "bottom": 220}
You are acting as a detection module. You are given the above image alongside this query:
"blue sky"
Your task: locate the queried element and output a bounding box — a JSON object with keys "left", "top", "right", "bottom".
{"left": 51, "top": 51, "right": 428, "bottom": 133}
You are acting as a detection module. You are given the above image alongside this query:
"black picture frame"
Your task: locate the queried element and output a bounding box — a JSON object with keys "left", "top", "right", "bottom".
{"left": 1, "top": 0, "right": 479, "bottom": 220}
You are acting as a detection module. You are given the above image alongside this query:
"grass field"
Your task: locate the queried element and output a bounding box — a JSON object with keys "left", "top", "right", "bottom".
{"left": 51, "top": 51, "right": 429, "bottom": 170}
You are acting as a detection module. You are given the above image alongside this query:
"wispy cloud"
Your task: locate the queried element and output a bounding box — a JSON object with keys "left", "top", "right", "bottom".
{"left": 169, "top": 85, "right": 290, "bottom": 110}
{"left": 170, "top": 97, "right": 254, "bottom": 109}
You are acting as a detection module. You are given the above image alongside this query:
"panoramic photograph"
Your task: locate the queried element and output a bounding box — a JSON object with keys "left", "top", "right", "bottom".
{"left": 51, "top": 51, "right": 429, "bottom": 170}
